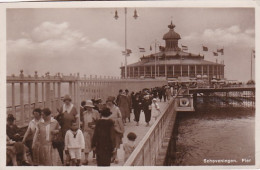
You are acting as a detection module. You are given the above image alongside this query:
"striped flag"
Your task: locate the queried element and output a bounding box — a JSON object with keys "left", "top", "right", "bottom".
{"left": 217, "top": 48, "right": 224, "bottom": 55}
{"left": 139, "top": 47, "right": 145, "bottom": 52}
{"left": 202, "top": 46, "right": 208, "bottom": 51}
{"left": 213, "top": 52, "right": 218, "bottom": 56}
{"left": 181, "top": 44, "right": 188, "bottom": 51}
{"left": 122, "top": 50, "right": 130, "bottom": 56}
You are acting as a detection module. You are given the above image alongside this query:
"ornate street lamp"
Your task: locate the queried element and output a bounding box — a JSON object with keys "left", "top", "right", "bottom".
{"left": 114, "top": 8, "right": 139, "bottom": 79}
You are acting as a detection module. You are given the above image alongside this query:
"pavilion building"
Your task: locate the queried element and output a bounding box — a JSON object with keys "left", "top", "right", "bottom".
{"left": 120, "top": 22, "right": 225, "bottom": 81}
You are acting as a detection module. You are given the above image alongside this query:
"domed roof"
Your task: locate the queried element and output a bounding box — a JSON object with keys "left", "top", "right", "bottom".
{"left": 163, "top": 21, "right": 181, "bottom": 40}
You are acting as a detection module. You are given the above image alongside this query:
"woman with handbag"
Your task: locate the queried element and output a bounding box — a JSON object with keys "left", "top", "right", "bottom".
{"left": 57, "top": 94, "right": 78, "bottom": 165}
{"left": 32, "top": 108, "right": 61, "bottom": 166}
{"left": 22, "top": 108, "right": 43, "bottom": 165}
{"left": 106, "top": 96, "right": 124, "bottom": 164}
{"left": 82, "top": 100, "right": 100, "bottom": 165}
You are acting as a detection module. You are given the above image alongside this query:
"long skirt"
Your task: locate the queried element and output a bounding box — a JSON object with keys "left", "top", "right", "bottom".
{"left": 32, "top": 142, "right": 41, "bottom": 165}
{"left": 96, "top": 151, "right": 112, "bottom": 166}
{"left": 115, "top": 131, "right": 123, "bottom": 149}
{"left": 119, "top": 107, "right": 130, "bottom": 121}
{"left": 84, "top": 130, "right": 94, "bottom": 153}
{"left": 38, "top": 143, "right": 61, "bottom": 166}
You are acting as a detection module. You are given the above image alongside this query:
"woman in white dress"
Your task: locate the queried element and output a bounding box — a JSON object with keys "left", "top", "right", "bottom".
{"left": 152, "top": 98, "right": 161, "bottom": 120}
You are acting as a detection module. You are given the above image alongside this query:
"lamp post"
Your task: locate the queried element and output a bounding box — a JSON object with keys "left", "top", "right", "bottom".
{"left": 114, "top": 8, "right": 138, "bottom": 79}
{"left": 150, "top": 40, "right": 160, "bottom": 78}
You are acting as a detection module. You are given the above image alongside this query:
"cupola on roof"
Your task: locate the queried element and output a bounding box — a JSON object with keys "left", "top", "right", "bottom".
{"left": 163, "top": 21, "right": 181, "bottom": 40}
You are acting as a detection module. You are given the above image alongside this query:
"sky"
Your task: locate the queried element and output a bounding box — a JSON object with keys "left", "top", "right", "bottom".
{"left": 6, "top": 8, "right": 255, "bottom": 82}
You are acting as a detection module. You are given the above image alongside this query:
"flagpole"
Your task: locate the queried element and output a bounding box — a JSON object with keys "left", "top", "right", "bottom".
{"left": 251, "top": 50, "right": 252, "bottom": 80}
{"left": 124, "top": 8, "right": 127, "bottom": 79}
{"left": 155, "top": 41, "right": 157, "bottom": 78}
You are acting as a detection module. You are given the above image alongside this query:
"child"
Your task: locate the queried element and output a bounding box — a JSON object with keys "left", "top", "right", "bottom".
{"left": 123, "top": 132, "right": 137, "bottom": 162}
{"left": 152, "top": 98, "right": 161, "bottom": 120}
{"left": 64, "top": 121, "right": 85, "bottom": 166}
{"left": 6, "top": 136, "right": 31, "bottom": 166}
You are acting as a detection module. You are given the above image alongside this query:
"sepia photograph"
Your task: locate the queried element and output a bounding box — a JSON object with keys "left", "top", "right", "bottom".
{"left": 1, "top": 1, "right": 258, "bottom": 168}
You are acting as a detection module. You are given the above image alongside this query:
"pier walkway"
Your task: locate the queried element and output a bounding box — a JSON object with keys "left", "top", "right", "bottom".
{"left": 7, "top": 71, "right": 177, "bottom": 166}
{"left": 87, "top": 100, "right": 171, "bottom": 166}
{"left": 51, "top": 99, "right": 172, "bottom": 166}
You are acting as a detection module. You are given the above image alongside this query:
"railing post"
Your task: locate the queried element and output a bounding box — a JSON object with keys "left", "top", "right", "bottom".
{"left": 52, "top": 82, "right": 56, "bottom": 113}
{"left": 57, "top": 82, "right": 61, "bottom": 109}
{"left": 35, "top": 83, "right": 38, "bottom": 108}
{"left": 34, "top": 71, "right": 39, "bottom": 108}
{"left": 69, "top": 82, "right": 73, "bottom": 97}
{"left": 45, "top": 82, "right": 51, "bottom": 108}
{"left": 12, "top": 82, "right": 15, "bottom": 115}
{"left": 19, "top": 70, "right": 24, "bottom": 126}
{"left": 42, "top": 82, "right": 45, "bottom": 108}
{"left": 75, "top": 73, "right": 80, "bottom": 111}
{"left": 28, "top": 82, "right": 31, "bottom": 119}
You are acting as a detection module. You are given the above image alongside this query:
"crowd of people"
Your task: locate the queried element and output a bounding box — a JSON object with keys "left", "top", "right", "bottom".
{"left": 6, "top": 85, "right": 174, "bottom": 166}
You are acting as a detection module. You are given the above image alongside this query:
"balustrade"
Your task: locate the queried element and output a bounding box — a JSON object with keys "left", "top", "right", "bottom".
{"left": 7, "top": 71, "right": 167, "bottom": 127}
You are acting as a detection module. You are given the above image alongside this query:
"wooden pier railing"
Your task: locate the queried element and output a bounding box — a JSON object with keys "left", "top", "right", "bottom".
{"left": 7, "top": 70, "right": 167, "bottom": 127}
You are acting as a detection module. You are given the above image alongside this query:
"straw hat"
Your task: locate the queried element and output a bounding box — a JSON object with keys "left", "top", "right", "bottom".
{"left": 106, "top": 96, "right": 115, "bottom": 103}
{"left": 85, "top": 100, "right": 95, "bottom": 108}
{"left": 63, "top": 94, "right": 72, "bottom": 102}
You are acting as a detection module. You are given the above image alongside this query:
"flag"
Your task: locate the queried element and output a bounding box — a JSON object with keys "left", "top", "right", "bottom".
{"left": 150, "top": 45, "right": 152, "bottom": 51}
{"left": 126, "top": 49, "right": 132, "bottom": 54}
{"left": 202, "top": 46, "right": 208, "bottom": 51}
{"left": 252, "top": 49, "right": 255, "bottom": 58}
{"left": 159, "top": 46, "right": 165, "bottom": 51}
{"left": 217, "top": 48, "right": 224, "bottom": 55}
{"left": 181, "top": 44, "right": 188, "bottom": 51}
{"left": 122, "top": 50, "right": 130, "bottom": 56}
{"left": 139, "top": 47, "right": 145, "bottom": 52}
{"left": 213, "top": 52, "right": 218, "bottom": 56}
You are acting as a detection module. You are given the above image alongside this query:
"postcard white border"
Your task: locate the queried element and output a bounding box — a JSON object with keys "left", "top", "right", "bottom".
{"left": 0, "top": 0, "right": 259, "bottom": 170}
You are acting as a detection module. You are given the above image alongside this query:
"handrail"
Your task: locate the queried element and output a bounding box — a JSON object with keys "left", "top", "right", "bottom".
{"left": 124, "top": 97, "right": 176, "bottom": 166}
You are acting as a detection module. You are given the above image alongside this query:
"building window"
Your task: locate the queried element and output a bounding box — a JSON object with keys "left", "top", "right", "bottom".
{"left": 174, "top": 65, "right": 181, "bottom": 77}
{"left": 203, "top": 65, "right": 208, "bottom": 75}
{"left": 214, "top": 66, "right": 217, "bottom": 76}
{"left": 182, "top": 65, "right": 188, "bottom": 76}
{"left": 197, "top": 65, "right": 202, "bottom": 75}
{"left": 209, "top": 65, "right": 213, "bottom": 76}
{"left": 190, "top": 65, "right": 195, "bottom": 77}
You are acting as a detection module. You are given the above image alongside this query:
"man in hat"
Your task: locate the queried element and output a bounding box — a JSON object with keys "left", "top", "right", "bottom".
{"left": 116, "top": 89, "right": 123, "bottom": 106}
{"left": 142, "top": 94, "right": 153, "bottom": 127}
{"left": 82, "top": 100, "right": 100, "bottom": 165}
{"left": 92, "top": 108, "right": 116, "bottom": 166}
{"left": 118, "top": 91, "right": 130, "bottom": 123}
{"left": 125, "top": 89, "right": 132, "bottom": 122}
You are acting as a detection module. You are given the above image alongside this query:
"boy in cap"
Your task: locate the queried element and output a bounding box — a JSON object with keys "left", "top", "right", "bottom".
{"left": 123, "top": 132, "right": 137, "bottom": 162}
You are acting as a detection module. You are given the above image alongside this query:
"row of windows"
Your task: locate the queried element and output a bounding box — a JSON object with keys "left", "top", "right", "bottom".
{"left": 122, "top": 65, "right": 224, "bottom": 77}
